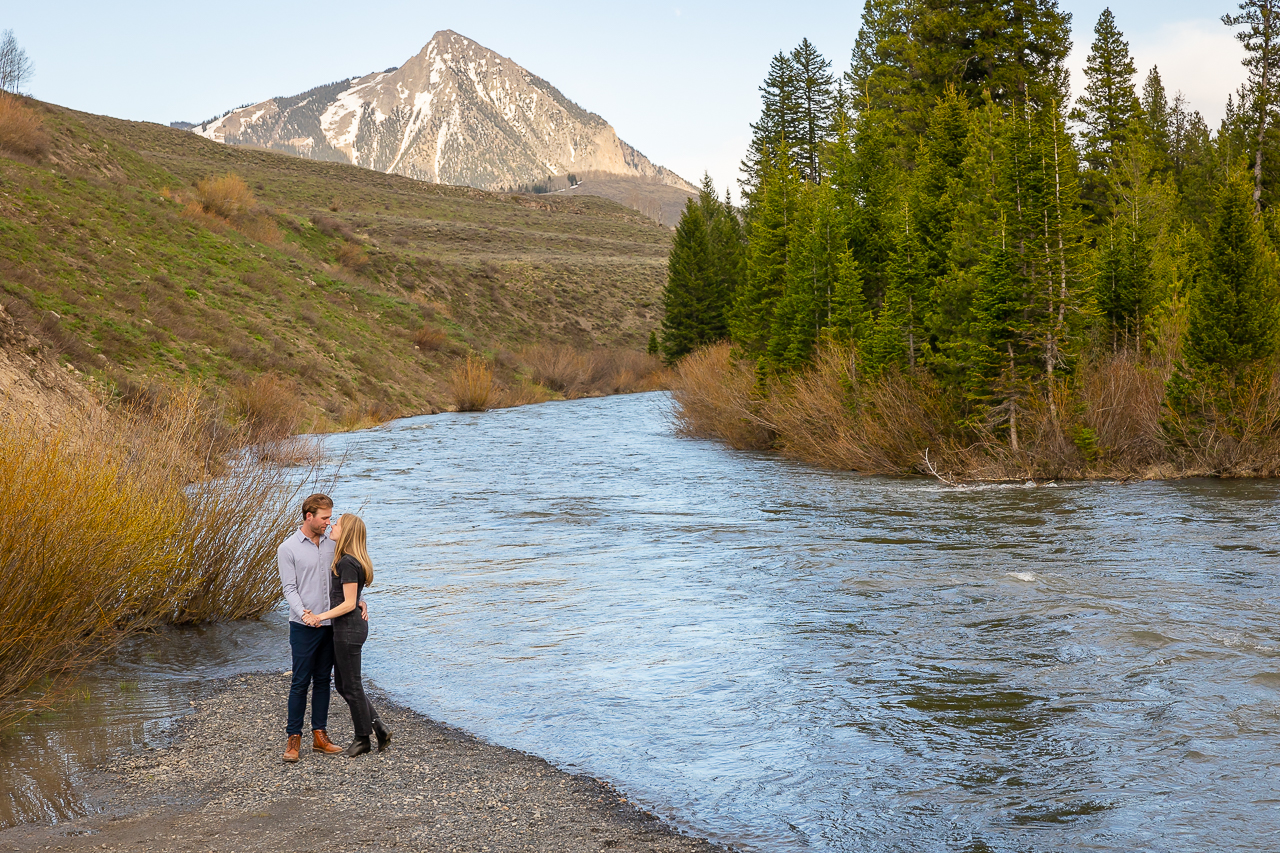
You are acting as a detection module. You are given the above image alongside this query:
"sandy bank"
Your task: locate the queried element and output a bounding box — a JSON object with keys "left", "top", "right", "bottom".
{"left": 0, "top": 673, "right": 728, "bottom": 853}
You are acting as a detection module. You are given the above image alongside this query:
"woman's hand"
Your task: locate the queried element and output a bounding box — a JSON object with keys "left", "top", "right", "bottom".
{"left": 301, "top": 609, "right": 321, "bottom": 627}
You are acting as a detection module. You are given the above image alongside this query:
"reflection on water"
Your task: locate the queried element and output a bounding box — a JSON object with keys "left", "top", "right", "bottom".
{"left": 0, "top": 615, "right": 287, "bottom": 827}
{"left": 7, "top": 392, "right": 1280, "bottom": 852}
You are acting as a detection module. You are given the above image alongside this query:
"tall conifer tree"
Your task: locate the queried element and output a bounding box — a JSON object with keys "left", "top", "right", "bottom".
{"left": 661, "top": 200, "right": 715, "bottom": 362}
{"left": 1072, "top": 9, "right": 1139, "bottom": 172}
{"left": 1223, "top": 0, "right": 1280, "bottom": 212}
{"left": 741, "top": 53, "right": 804, "bottom": 202}
{"left": 733, "top": 144, "right": 800, "bottom": 354}
{"left": 791, "top": 39, "right": 835, "bottom": 183}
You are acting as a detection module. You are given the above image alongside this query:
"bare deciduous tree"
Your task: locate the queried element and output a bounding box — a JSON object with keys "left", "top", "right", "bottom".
{"left": 0, "top": 29, "right": 33, "bottom": 94}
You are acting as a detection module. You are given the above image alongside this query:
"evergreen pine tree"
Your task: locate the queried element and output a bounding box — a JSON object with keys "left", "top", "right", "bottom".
{"left": 791, "top": 38, "right": 835, "bottom": 183}
{"left": 1222, "top": 0, "right": 1280, "bottom": 212}
{"left": 963, "top": 225, "right": 1034, "bottom": 443}
{"left": 732, "top": 144, "right": 799, "bottom": 354}
{"left": 1096, "top": 214, "right": 1153, "bottom": 346}
{"left": 833, "top": 105, "right": 899, "bottom": 309}
{"left": 1072, "top": 9, "right": 1139, "bottom": 171}
{"left": 661, "top": 200, "right": 715, "bottom": 362}
{"left": 1071, "top": 8, "right": 1139, "bottom": 220}
{"left": 911, "top": 86, "right": 969, "bottom": 286}
{"left": 1182, "top": 171, "right": 1277, "bottom": 374}
{"left": 1140, "top": 65, "right": 1172, "bottom": 170}
{"left": 648, "top": 330, "right": 660, "bottom": 357}
{"left": 828, "top": 248, "right": 868, "bottom": 347}
{"left": 1166, "top": 170, "right": 1279, "bottom": 438}
{"left": 846, "top": 0, "right": 916, "bottom": 122}
{"left": 741, "top": 53, "right": 804, "bottom": 201}
{"left": 911, "top": 0, "right": 1072, "bottom": 110}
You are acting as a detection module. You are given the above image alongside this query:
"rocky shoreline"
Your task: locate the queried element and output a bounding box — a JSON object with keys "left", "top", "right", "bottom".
{"left": 0, "top": 672, "right": 729, "bottom": 852}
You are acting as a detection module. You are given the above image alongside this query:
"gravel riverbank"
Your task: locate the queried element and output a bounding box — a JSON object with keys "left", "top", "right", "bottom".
{"left": 0, "top": 673, "right": 729, "bottom": 853}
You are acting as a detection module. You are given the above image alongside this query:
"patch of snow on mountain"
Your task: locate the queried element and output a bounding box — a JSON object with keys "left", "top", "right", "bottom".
{"left": 322, "top": 81, "right": 376, "bottom": 154}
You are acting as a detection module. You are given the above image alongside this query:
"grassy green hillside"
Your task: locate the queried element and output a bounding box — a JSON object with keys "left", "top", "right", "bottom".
{"left": 0, "top": 98, "right": 671, "bottom": 425}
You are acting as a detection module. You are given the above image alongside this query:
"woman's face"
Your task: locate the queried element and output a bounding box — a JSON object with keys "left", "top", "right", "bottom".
{"left": 329, "top": 516, "right": 343, "bottom": 541}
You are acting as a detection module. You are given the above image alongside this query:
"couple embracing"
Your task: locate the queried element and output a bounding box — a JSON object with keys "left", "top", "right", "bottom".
{"left": 276, "top": 493, "right": 391, "bottom": 762}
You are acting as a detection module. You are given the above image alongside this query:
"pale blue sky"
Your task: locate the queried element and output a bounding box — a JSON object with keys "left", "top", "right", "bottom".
{"left": 4, "top": 1, "right": 1247, "bottom": 200}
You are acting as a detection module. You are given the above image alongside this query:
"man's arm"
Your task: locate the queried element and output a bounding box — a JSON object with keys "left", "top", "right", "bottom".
{"left": 277, "top": 545, "right": 306, "bottom": 621}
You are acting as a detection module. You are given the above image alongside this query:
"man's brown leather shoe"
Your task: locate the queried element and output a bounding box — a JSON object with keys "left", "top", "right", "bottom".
{"left": 313, "top": 729, "right": 344, "bottom": 755}
{"left": 283, "top": 734, "right": 301, "bottom": 763}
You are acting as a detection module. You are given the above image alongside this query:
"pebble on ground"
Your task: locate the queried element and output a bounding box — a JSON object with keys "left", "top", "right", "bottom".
{"left": 0, "top": 673, "right": 729, "bottom": 853}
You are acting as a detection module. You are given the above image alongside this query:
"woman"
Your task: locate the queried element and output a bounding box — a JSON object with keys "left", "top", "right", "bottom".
{"left": 304, "top": 513, "right": 391, "bottom": 757}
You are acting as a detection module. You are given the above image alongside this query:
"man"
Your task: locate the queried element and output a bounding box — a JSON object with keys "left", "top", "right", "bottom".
{"left": 276, "top": 493, "right": 365, "bottom": 762}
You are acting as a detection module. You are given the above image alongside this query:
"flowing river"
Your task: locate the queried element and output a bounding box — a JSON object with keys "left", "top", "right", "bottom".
{"left": 6, "top": 391, "right": 1280, "bottom": 851}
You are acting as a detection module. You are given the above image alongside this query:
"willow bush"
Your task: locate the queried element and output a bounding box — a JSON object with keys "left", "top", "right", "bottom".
{"left": 0, "top": 389, "right": 313, "bottom": 724}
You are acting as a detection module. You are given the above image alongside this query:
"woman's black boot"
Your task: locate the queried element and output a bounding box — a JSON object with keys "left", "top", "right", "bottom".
{"left": 345, "top": 736, "right": 371, "bottom": 758}
{"left": 374, "top": 721, "right": 392, "bottom": 752}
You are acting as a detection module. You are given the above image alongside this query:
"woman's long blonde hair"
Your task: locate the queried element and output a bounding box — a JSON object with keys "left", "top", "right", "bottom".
{"left": 330, "top": 513, "right": 373, "bottom": 586}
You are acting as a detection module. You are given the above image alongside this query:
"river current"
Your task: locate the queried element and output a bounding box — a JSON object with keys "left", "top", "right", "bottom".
{"left": 5, "top": 391, "right": 1280, "bottom": 851}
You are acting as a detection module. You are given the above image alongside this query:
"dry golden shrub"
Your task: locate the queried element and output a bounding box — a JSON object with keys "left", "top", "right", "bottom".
{"left": 0, "top": 94, "right": 48, "bottom": 160}
{"left": 232, "top": 373, "right": 308, "bottom": 444}
{"left": 237, "top": 213, "right": 282, "bottom": 245}
{"left": 179, "top": 199, "right": 228, "bottom": 232}
{"left": 451, "top": 354, "right": 494, "bottom": 412}
{"left": 414, "top": 324, "right": 448, "bottom": 351}
{"left": 195, "top": 173, "right": 256, "bottom": 220}
{"left": 0, "top": 386, "right": 314, "bottom": 722}
{"left": 1079, "top": 349, "right": 1169, "bottom": 471}
{"left": 668, "top": 343, "right": 772, "bottom": 450}
{"left": 333, "top": 400, "right": 399, "bottom": 432}
{"left": 759, "top": 346, "right": 953, "bottom": 474}
{"left": 517, "top": 344, "right": 666, "bottom": 398}
{"left": 336, "top": 241, "right": 370, "bottom": 272}
{"left": 493, "top": 378, "right": 554, "bottom": 408}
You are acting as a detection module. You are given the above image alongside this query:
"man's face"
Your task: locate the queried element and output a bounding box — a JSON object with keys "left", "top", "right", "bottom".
{"left": 305, "top": 507, "right": 332, "bottom": 538}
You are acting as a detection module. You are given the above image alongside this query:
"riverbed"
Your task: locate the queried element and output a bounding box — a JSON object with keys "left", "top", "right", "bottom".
{"left": 6, "top": 391, "right": 1280, "bottom": 851}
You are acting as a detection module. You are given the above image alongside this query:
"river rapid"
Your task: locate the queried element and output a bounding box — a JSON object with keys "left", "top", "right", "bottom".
{"left": 6, "top": 391, "right": 1280, "bottom": 851}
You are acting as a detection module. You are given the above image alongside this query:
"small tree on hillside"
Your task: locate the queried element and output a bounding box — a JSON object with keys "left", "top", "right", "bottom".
{"left": 0, "top": 30, "right": 33, "bottom": 93}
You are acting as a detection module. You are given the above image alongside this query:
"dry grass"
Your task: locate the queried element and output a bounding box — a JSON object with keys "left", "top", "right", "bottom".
{"left": 759, "top": 347, "right": 953, "bottom": 474}
{"left": 668, "top": 343, "right": 773, "bottom": 450}
{"left": 232, "top": 373, "right": 308, "bottom": 444}
{"left": 451, "top": 354, "right": 494, "bottom": 412}
{"left": 517, "top": 344, "right": 667, "bottom": 398}
{"left": 0, "top": 386, "right": 316, "bottom": 723}
{"left": 670, "top": 342, "right": 1280, "bottom": 481}
{"left": 414, "top": 324, "right": 448, "bottom": 351}
{"left": 195, "top": 173, "right": 255, "bottom": 220}
{"left": 0, "top": 94, "right": 48, "bottom": 160}
{"left": 336, "top": 241, "right": 370, "bottom": 272}
{"left": 493, "top": 378, "right": 555, "bottom": 408}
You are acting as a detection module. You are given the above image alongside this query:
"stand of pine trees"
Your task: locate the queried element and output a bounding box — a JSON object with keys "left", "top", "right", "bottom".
{"left": 663, "top": 0, "right": 1280, "bottom": 479}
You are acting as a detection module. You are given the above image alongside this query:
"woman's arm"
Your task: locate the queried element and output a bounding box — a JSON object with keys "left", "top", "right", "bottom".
{"left": 308, "top": 583, "right": 359, "bottom": 624}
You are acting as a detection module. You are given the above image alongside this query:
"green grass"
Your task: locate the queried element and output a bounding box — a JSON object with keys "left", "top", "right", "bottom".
{"left": 0, "top": 100, "right": 671, "bottom": 422}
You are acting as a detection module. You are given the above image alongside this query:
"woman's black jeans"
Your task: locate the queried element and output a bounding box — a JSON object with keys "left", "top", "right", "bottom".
{"left": 332, "top": 615, "right": 381, "bottom": 737}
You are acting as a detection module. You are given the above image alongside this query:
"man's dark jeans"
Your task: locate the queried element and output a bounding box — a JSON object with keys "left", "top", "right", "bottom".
{"left": 287, "top": 621, "right": 333, "bottom": 736}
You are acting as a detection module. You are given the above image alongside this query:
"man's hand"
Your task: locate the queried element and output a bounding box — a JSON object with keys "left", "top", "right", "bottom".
{"left": 359, "top": 600, "right": 369, "bottom": 621}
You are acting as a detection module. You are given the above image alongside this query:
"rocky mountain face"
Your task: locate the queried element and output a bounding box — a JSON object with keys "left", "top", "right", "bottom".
{"left": 195, "top": 31, "right": 696, "bottom": 211}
